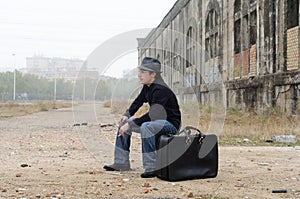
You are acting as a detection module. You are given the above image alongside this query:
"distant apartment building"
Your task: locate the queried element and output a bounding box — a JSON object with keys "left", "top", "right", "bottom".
{"left": 26, "top": 56, "right": 99, "bottom": 81}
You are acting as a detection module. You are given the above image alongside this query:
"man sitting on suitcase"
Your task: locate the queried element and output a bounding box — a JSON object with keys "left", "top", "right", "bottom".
{"left": 103, "top": 57, "right": 181, "bottom": 178}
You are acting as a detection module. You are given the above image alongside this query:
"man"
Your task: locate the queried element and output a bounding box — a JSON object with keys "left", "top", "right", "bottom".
{"left": 103, "top": 57, "right": 181, "bottom": 178}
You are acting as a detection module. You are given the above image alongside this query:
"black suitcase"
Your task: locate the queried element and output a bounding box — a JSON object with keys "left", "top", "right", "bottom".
{"left": 156, "top": 126, "right": 218, "bottom": 181}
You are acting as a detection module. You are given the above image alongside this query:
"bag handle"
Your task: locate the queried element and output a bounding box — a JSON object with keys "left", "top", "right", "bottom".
{"left": 179, "top": 126, "right": 206, "bottom": 143}
{"left": 179, "top": 126, "right": 203, "bottom": 135}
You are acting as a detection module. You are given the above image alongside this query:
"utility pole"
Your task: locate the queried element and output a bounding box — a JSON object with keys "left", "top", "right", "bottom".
{"left": 54, "top": 75, "right": 57, "bottom": 101}
{"left": 83, "top": 76, "right": 86, "bottom": 101}
{"left": 54, "top": 63, "right": 56, "bottom": 102}
{"left": 12, "top": 53, "right": 16, "bottom": 101}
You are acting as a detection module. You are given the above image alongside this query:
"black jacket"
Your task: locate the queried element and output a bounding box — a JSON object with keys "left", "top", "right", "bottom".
{"left": 124, "top": 78, "right": 181, "bottom": 130}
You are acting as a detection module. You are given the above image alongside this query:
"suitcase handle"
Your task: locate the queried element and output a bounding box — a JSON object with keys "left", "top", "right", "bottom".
{"left": 179, "top": 126, "right": 202, "bottom": 135}
{"left": 179, "top": 126, "right": 206, "bottom": 143}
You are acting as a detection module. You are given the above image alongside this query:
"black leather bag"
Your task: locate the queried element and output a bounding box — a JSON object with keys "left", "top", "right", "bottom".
{"left": 156, "top": 126, "right": 218, "bottom": 181}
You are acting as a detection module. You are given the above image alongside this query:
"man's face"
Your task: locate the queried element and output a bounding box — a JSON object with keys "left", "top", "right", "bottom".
{"left": 138, "top": 69, "right": 156, "bottom": 86}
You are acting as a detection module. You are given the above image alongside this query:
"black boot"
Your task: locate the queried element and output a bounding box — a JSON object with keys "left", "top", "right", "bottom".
{"left": 103, "top": 163, "right": 130, "bottom": 171}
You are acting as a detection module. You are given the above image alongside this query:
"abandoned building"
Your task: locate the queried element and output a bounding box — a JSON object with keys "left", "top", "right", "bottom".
{"left": 137, "top": 0, "right": 300, "bottom": 114}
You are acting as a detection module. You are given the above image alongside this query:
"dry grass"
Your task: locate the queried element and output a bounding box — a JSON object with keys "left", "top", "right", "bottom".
{"left": 108, "top": 100, "right": 300, "bottom": 145}
{"left": 181, "top": 103, "right": 300, "bottom": 145}
{"left": 0, "top": 101, "right": 72, "bottom": 119}
{"left": 221, "top": 108, "right": 300, "bottom": 145}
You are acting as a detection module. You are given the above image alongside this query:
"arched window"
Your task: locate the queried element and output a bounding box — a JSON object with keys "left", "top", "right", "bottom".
{"left": 163, "top": 46, "right": 171, "bottom": 84}
{"left": 173, "top": 39, "right": 180, "bottom": 71}
{"left": 186, "top": 27, "right": 195, "bottom": 67}
{"left": 163, "top": 48, "right": 170, "bottom": 72}
{"left": 172, "top": 39, "right": 181, "bottom": 85}
{"left": 204, "top": 1, "right": 221, "bottom": 85}
{"left": 205, "top": 8, "right": 219, "bottom": 61}
{"left": 185, "top": 26, "right": 196, "bottom": 86}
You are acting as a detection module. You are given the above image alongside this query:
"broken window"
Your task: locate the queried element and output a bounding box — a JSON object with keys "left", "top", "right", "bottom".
{"left": 286, "top": 0, "right": 299, "bottom": 70}
{"left": 234, "top": 0, "right": 257, "bottom": 78}
{"left": 205, "top": 15, "right": 210, "bottom": 31}
{"left": 287, "top": 0, "right": 299, "bottom": 29}
{"left": 205, "top": 38, "right": 210, "bottom": 61}
{"left": 163, "top": 47, "right": 171, "bottom": 84}
{"left": 163, "top": 49, "right": 170, "bottom": 74}
{"left": 172, "top": 39, "right": 180, "bottom": 71}
{"left": 250, "top": 11, "right": 257, "bottom": 46}
{"left": 186, "top": 26, "right": 196, "bottom": 86}
{"left": 186, "top": 27, "right": 194, "bottom": 67}
{"left": 215, "top": 33, "right": 219, "bottom": 56}
{"left": 234, "top": 0, "right": 241, "bottom": 53}
{"left": 234, "top": 0, "right": 241, "bottom": 14}
{"left": 205, "top": 9, "right": 219, "bottom": 60}
{"left": 172, "top": 39, "right": 181, "bottom": 85}
{"left": 264, "top": 0, "right": 270, "bottom": 38}
{"left": 234, "top": 19, "right": 241, "bottom": 53}
{"left": 242, "top": 16, "right": 249, "bottom": 51}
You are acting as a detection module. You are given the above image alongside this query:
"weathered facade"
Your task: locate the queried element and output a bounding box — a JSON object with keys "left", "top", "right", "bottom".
{"left": 137, "top": 0, "right": 300, "bottom": 114}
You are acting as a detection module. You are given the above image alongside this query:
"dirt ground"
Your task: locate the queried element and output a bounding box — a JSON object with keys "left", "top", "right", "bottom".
{"left": 0, "top": 102, "right": 299, "bottom": 199}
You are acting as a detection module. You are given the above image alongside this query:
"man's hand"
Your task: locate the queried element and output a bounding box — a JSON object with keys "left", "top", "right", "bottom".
{"left": 118, "top": 116, "right": 128, "bottom": 126}
{"left": 119, "top": 123, "right": 130, "bottom": 137}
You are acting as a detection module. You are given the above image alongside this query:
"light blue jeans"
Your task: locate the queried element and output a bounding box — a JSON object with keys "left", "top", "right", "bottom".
{"left": 114, "top": 119, "right": 178, "bottom": 170}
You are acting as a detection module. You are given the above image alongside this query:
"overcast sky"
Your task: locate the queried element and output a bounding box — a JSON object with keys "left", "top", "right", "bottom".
{"left": 0, "top": 0, "right": 177, "bottom": 77}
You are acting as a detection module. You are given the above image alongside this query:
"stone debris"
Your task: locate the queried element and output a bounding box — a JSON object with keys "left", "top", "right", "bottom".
{"left": 272, "top": 135, "right": 297, "bottom": 143}
{"left": 187, "top": 192, "right": 194, "bottom": 198}
{"left": 144, "top": 188, "right": 149, "bottom": 194}
{"left": 99, "top": 123, "right": 115, "bottom": 128}
{"left": 243, "top": 138, "right": 251, "bottom": 143}
{"left": 0, "top": 188, "right": 7, "bottom": 192}
{"left": 16, "top": 188, "right": 26, "bottom": 192}
{"left": 99, "top": 123, "right": 117, "bottom": 131}
{"left": 258, "top": 163, "right": 269, "bottom": 166}
{"left": 142, "top": 182, "right": 150, "bottom": 187}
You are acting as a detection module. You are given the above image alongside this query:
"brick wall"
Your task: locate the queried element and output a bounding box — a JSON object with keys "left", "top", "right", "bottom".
{"left": 242, "top": 50, "right": 249, "bottom": 77}
{"left": 287, "top": 26, "right": 299, "bottom": 70}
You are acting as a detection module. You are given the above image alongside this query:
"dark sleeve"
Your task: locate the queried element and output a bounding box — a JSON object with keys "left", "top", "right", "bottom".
{"left": 123, "top": 86, "right": 147, "bottom": 118}
{"left": 128, "top": 112, "right": 151, "bottom": 128}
